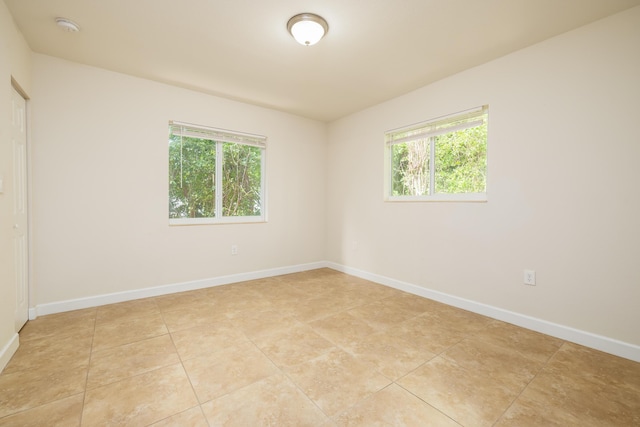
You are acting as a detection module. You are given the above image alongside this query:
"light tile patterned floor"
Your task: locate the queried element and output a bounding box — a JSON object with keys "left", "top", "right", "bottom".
{"left": 1, "top": 268, "right": 639, "bottom": 426}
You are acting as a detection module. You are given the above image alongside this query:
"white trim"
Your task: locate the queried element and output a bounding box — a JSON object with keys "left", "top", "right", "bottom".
{"left": 0, "top": 333, "right": 19, "bottom": 373}
{"left": 169, "top": 121, "right": 267, "bottom": 148}
{"left": 385, "top": 105, "right": 486, "bottom": 136}
{"left": 386, "top": 119, "right": 485, "bottom": 146}
{"left": 29, "top": 262, "right": 326, "bottom": 318}
{"left": 326, "top": 262, "right": 640, "bottom": 362}
{"left": 386, "top": 193, "right": 487, "bottom": 202}
{"left": 169, "top": 216, "right": 266, "bottom": 226}
{"left": 215, "top": 139, "right": 223, "bottom": 216}
{"left": 26, "top": 260, "right": 640, "bottom": 362}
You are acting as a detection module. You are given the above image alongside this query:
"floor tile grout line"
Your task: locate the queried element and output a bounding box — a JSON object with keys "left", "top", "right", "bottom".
{"left": 0, "top": 392, "right": 88, "bottom": 423}
{"left": 83, "top": 339, "right": 183, "bottom": 393}
{"left": 392, "top": 379, "right": 464, "bottom": 426}
{"left": 92, "top": 309, "right": 166, "bottom": 331}
{"left": 158, "top": 297, "right": 200, "bottom": 394}
{"left": 391, "top": 333, "right": 537, "bottom": 427}
{"left": 490, "top": 338, "right": 568, "bottom": 426}
{"left": 78, "top": 307, "right": 98, "bottom": 427}
{"left": 159, "top": 286, "right": 318, "bottom": 423}
{"left": 143, "top": 405, "right": 207, "bottom": 427}
{"left": 166, "top": 337, "right": 210, "bottom": 425}
{"left": 154, "top": 296, "right": 211, "bottom": 425}
{"left": 248, "top": 283, "right": 446, "bottom": 421}
{"left": 251, "top": 339, "right": 333, "bottom": 422}
{"left": 329, "top": 381, "right": 397, "bottom": 423}
{"left": 241, "top": 301, "right": 337, "bottom": 421}
{"left": 243, "top": 286, "right": 400, "bottom": 422}
{"left": 202, "top": 282, "right": 342, "bottom": 421}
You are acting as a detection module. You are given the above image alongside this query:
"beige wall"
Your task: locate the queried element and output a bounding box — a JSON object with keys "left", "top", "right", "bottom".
{"left": 0, "top": 1, "right": 32, "bottom": 368}
{"left": 327, "top": 7, "right": 640, "bottom": 346}
{"left": 30, "top": 54, "right": 327, "bottom": 305}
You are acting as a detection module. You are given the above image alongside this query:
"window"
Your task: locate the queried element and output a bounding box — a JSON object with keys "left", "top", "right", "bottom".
{"left": 168, "top": 121, "right": 266, "bottom": 224}
{"left": 385, "top": 106, "right": 488, "bottom": 201}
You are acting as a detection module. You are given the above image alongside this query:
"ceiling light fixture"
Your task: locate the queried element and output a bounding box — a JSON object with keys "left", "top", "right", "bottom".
{"left": 287, "top": 13, "right": 328, "bottom": 46}
{"left": 55, "top": 17, "right": 80, "bottom": 32}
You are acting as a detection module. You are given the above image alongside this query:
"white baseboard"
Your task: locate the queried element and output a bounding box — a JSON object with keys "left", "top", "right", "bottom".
{"left": 27, "top": 260, "right": 639, "bottom": 362}
{"left": 29, "top": 261, "right": 327, "bottom": 319}
{"left": 0, "top": 333, "right": 19, "bottom": 373}
{"left": 326, "top": 262, "right": 640, "bottom": 363}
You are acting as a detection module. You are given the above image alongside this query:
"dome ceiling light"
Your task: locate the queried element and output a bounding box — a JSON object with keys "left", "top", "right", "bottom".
{"left": 287, "top": 13, "right": 328, "bottom": 46}
{"left": 55, "top": 17, "right": 80, "bottom": 32}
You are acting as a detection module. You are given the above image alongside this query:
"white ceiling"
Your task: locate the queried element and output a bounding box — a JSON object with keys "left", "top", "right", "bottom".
{"left": 5, "top": 0, "right": 640, "bottom": 122}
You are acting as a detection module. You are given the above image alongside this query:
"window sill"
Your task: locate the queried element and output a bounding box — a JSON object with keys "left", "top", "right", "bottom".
{"left": 169, "top": 216, "right": 266, "bottom": 226}
{"left": 385, "top": 193, "right": 487, "bottom": 203}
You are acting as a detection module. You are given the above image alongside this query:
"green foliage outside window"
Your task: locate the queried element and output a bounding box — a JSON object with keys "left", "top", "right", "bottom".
{"left": 169, "top": 135, "right": 216, "bottom": 218}
{"left": 434, "top": 124, "right": 487, "bottom": 193}
{"left": 391, "top": 121, "right": 487, "bottom": 196}
{"left": 169, "top": 133, "right": 262, "bottom": 219}
{"left": 391, "top": 139, "right": 430, "bottom": 196}
{"left": 221, "top": 143, "right": 262, "bottom": 217}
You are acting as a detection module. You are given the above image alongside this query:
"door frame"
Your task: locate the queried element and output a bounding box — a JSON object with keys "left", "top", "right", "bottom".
{"left": 11, "top": 77, "right": 32, "bottom": 327}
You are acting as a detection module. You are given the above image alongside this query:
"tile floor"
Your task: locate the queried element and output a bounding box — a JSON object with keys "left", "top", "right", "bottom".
{"left": 0, "top": 268, "right": 639, "bottom": 426}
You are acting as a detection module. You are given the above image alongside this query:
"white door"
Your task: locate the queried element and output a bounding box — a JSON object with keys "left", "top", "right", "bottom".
{"left": 11, "top": 86, "right": 28, "bottom": 332}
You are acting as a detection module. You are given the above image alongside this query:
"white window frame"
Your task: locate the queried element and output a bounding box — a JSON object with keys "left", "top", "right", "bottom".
{"left": 169, "top": 121, "right": 267, "bottom": 225}
{"left": 384, "top": 106, "right": 488, "bottom": 202}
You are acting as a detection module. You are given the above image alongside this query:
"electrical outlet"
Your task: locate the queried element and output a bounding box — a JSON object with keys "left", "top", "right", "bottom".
{"left": 524, "top": 270, "right": 536, "bottom": 286}
{"left": 231, "top": 244, "right": 238, "bottom": 255}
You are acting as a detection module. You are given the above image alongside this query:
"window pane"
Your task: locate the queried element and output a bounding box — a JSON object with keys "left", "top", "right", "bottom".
{"left": 222, "top": 143, "right": 262, "bottom": 217}
{"left": 434, "top": 122, "right": 487, "bottom": 194}
{"left": 391, "top": 139, "right": 430, "bottom": 196}
{"left": 169, "top": 135, "right": 216, "bottom": 218}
